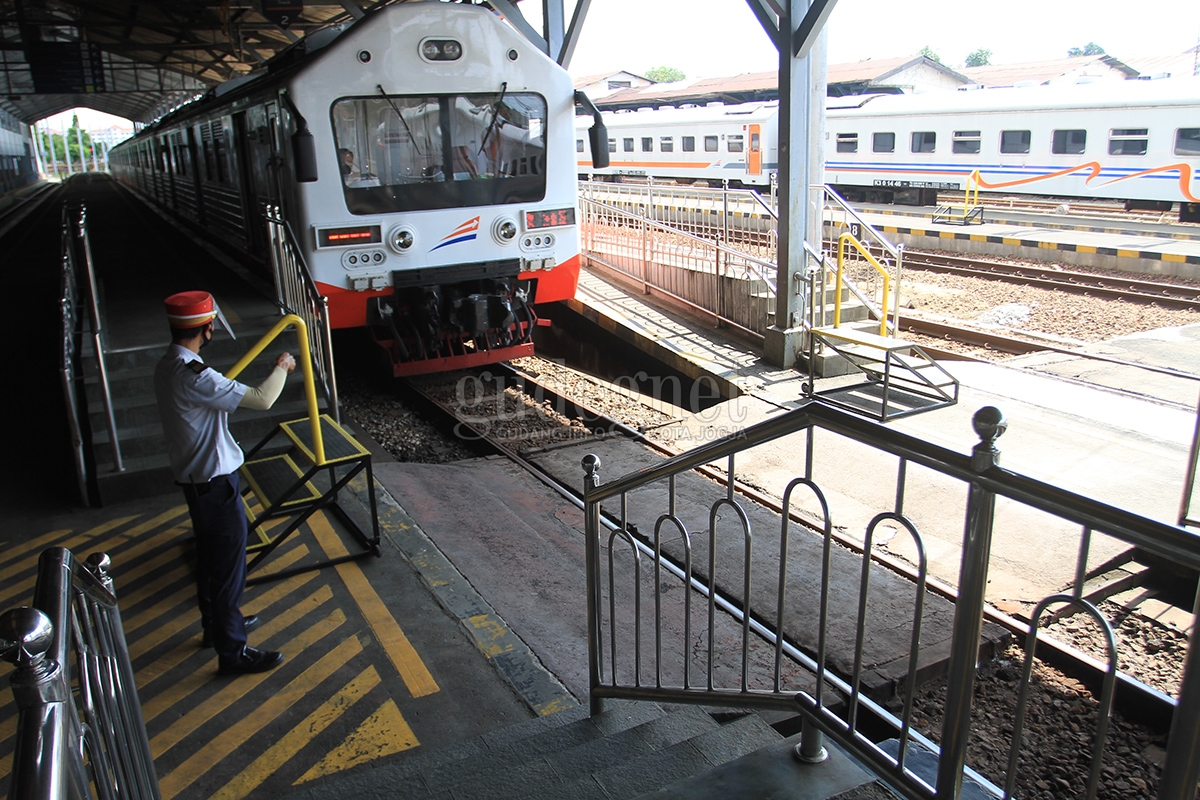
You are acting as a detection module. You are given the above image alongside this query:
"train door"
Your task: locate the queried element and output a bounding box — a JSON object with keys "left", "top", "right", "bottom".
{"left": 748, "top": 124, "right": 761, "bottom": 176}
{"left": 233, "top": 109, "right": 274, "bottom": 263}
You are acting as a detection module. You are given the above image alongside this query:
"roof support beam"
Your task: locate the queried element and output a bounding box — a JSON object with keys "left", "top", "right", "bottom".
{"left": 791, "top": 0, "right": 837, "bottom": 57}
{"left": 486, "top": 0, "right": 548, "bottom": 57}
{"left": 556, "top": 0, "right": 591, "bottom": 68}
{"left": 744, "top": 0, "right": 780, "bottom": 44}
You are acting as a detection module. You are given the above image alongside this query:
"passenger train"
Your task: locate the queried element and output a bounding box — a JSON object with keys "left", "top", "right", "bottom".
{"left": 0, "top": 108, "right": 37, "bottom": 195}
{"left": 111, "top": 0, "right": 607, "bottom": 376}
{"left": 577, "top": 78, "right": 1200, "bottom": 222}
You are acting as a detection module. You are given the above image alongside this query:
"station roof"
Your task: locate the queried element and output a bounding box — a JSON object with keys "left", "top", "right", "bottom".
{"left": 0, "top": 0, "right": 381, "bottom": 124}
{"left": 960, "top": 54, "right": 1139, "bottom": 87}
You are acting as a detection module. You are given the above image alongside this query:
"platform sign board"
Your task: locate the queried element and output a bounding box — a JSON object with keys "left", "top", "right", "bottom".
{"left": 26, "top": 42, "right": 106, "bottom": 93}
{"left": 261, "top": 0, "right": 304, "bottom": 29}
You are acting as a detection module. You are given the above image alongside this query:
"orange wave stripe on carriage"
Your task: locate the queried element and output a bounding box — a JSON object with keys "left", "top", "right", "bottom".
{"left": 975, "top": 162, "right": 1199, "bottom": 203}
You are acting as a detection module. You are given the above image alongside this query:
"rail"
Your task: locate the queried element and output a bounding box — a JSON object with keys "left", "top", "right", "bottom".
{"left": 581, "top": 402, "right": 1200, "bottom": 799}
{"left": 579, "top": 190, "right": 778, "bottom": 340}
{"left": 264, "top": 204, "right": 339, "bottom": 424}
{"left": 60, "top": 208, "right": 89, "bottom": 503}
{"left": 822, "top": 185, "right": 904, "bottom": 334}
{"left": 1, "top": 547, "right": 160, "bottom": 800}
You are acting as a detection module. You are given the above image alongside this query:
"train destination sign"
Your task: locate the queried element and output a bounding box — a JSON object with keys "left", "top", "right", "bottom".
{"left": 525, "top": 208, "right": 576, "bottom": 230}
{"left": 315, "top": 224, "right": 382, "bottom": 248}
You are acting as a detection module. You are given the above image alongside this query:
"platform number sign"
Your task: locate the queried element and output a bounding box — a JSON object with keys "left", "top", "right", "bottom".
{"left": 849, "top": 222, "right": 861, "bottom": 240}
{"left": 261, "top": 0, "right": 303, "bottom": 29}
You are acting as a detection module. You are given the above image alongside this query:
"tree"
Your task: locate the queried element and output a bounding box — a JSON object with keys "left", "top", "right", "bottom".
{"left": 965, "top": 48, "right": 992, "bottom": 67}
{"left": 644, "top": 66, "right": 685, "bottom": 83}
{"left": 918, "top": 45, "right": 941, "bottom": 64}
{"left": 1067, "top": 42, "right": 1106, "bottom": 57}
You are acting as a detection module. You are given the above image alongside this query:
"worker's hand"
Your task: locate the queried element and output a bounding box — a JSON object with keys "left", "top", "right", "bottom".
{"left": 276, "top": 352, "right": 297, "bottom": 374}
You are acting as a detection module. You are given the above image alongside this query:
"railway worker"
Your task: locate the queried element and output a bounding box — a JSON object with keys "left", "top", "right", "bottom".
{"left": 338, "top": 148, "right": 356, "bottom": 180}
{"left": 154, "top": 290, "right": 296, "bottom": 676}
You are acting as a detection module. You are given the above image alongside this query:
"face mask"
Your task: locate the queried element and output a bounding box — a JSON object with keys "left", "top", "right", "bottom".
{"left": 200, "top": 326, "right": 213, "bottom": 349}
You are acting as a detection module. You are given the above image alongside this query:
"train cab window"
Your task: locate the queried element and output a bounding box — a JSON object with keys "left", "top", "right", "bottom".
{"left": 1052, "top": 129, "right": 1087, "bottom": 154}
{"left": 952, "top": 131, "right": 980, "bottom": 154}
{"left": 1176, "top": 128, "right": 1200, "bottom": 155}
{"left": 623, "top": 138, "right": 634, "bottom": 152}
{"left": 836, "top": 133, "right": 858, "bottom": 153}
{"left": 1000, "top": 130, "right": 1031, "bottom": 154}
{"left": 911, "top": 131, "right": 936, "bottom": 153}
{"left": 660, "top": 137, "right": 674, "bottom": 152}
{"left": 682, "top": 136, "right": 695, "bottom": 152}
{"left": 331, "top": 91, "right": 548, "bottom": 214}
{"left": 576, "top": 138, "right": 584, "bottom": 153}
{"left": 704, "top": 136, "right": 718, "bottom": 152}
{"left": 727, "top": 135, "right": 744, "bottom": 153}
{"left": 642, "top": 137, "right": 653, "bottom": 152}
{"left": 1109, "top": 128, "right": 1148, "bottom": 156}
{"left": 873, "top": 132, "right": 895, "bottom": 153}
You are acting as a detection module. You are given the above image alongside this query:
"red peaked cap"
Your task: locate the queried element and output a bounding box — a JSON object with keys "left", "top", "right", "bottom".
{"left": 164, "top": 290, "right": 217, "bottom": 329}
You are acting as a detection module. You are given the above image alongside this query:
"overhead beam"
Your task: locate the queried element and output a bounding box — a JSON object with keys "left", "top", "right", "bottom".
{"left": 557, "top": 0, "right": 592, "bottom": 68}
{"left": 791, "top": 0, "right": 838, "bottom": 58}
{"left": 485, "top": 0, "right": 549, "bottom": 57}
{"left": 744, "top": 0, "right": 780, "bottom": 44}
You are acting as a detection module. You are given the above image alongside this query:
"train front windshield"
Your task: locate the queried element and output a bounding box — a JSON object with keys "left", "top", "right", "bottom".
{"left": 332, "top": 92, "right": 548, "bottom": 214}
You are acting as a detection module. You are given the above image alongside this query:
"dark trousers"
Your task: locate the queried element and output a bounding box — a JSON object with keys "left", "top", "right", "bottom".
{"left": 182, "top": 473, "right": 248, "bottom": 660}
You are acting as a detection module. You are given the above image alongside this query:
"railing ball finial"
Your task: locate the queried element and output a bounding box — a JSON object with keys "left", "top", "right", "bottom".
{"left": 582, "top": 454, "right": 601, "bottom": 490}
{"left": 0, "top": 607, "right": 54, "bottom": 671}
{"left": 971, "top": 406, "right": 1007, "bottom": 469}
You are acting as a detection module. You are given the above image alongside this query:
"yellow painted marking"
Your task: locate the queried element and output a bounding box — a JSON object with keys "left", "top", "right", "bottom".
{"left": 113, "top": 505, "right": 192, "bottom": 541}
{"left": 467, "top": 613, "right": 515, "bottom": 657}
{"left": 1040, "top": 241, "right": 1057, "bottom": 249}
{"left": 296, "top": 697, "right": 418, "bottom": 784}
{"left": 158, "top": 634, "right": 364, "bottom": 800}
{"left": 1163, "top": 253, "right": 1185, "bottom": 263}
{"left": 310, "top": 513, "right": 439, "bottom": 698}
{"left": 136, "top": 571, "right": 324, "bottom": 691}
{"left": 939, "top": 231, "right": 955, "bottom": 239}
{"left": 1002, "top": 237, "right": 1022, "bottom": 246}
{"left": 211, "top": 666, "right": 385, "bottom": 800}
{"left": 1077, "top": 245, "right": 1098, "bottom": 254}
{"left": 144, "top": 606, "right": 346, "bottom": 740}
{"left": 0, "top": 515, "right": 142, "bottom": 600}
{"left": 0, "top": 527, "right": 77, "bottom": 569}
{"left": 969, "top": 234, "right": 986, "bottom": 242}
{"left": 535, "top": 696, "right": 577, "bottom": 717}
{"left": 1117, "top": 249, "right": 1140, "bottom": 259}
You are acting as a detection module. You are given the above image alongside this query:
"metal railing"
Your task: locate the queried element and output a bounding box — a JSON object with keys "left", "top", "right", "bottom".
{"left": 578, "top": 186, "right": 778, "bottom": 340}
{"left": 822, "top": 186, "right": 904, "bottom": 335}
{"left": 265, "top": 204, "right": 339, "bottom": 423}
{"left": 1182, "top": 388, "right": 1200, "bottom": 528}
{"left": 582, "top": 402, "right": 1200, "bottom": 799}
{"left": 1, "top": 547, "right": 160, "bottom": 800}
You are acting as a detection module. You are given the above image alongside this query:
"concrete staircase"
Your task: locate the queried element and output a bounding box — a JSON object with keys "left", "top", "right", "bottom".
{"left": 279, "top": 700, "right": 893, "bottom": 800}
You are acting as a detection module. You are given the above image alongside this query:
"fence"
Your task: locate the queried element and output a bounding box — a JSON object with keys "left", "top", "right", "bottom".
{"left": 582, "top": 401, "right": 1200, "bottom": 799}
{"left": 1, "top": 548, "right": 160, "bottom": 800}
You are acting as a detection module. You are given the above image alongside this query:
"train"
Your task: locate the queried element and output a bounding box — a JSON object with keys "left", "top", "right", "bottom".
{"left": 0, "top": 108, "right": 37, "bottom": 196}
{"left": 576, "top": 77, "right": 1200, "bottom": 222}
{"left": 111, "top": 0, "right": 608, "bottom": 376}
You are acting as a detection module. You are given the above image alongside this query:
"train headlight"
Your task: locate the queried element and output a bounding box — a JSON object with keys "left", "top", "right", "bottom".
{"left": 420, "top": 39, "right": 463, "bottom": 62}
{"left": 389, "top": 226, "right": 416, "bottom": 254}
{"left": 492, "top": 217, "right": 518, "bottom": 244}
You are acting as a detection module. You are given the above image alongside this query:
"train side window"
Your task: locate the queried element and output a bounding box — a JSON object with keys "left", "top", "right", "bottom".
{"left": 576, "top": 139, "right": 584, "bottom": 153}
{"left": 873, "top": 132, "right": 895, "bottom": 153}
{"left": 660, "top": 136, "right": 674, "bottom": 152}
{"left": 727, "top": 135, "right": 744, "bottom": 153}
{"left": 623, "top": 138, "right": 634, "bottom": 152}
{"left": 642, "top": 137, "right": 653, "bottom": 152}
{"left": 608, "top": 138, "right": 616, "bottom": 153}
{"left": 682, "top": 136, "right": 695, "bottom": 152}
{"left": 1000, "top": 130, "right": 1031, "bottom": 154}
{"left": 1176, "top": 128, "right": 1200, "bottom": 156}
{"left": 1109, "top": 128, "right": 1148, "bottom": 156}
{"left": 704, "top": 136, "right": 718, "bottom": 152}
{"left": 836, "top": 133, "right": 858, "bottom": 153}
{"left": 911, "top": 131, "right": 936, "bottom": 153}
{"left": 952, "top": 131, "right": 981, "bottom": 154}
{"left": 1052, "top": 129, "right": 1087, "bottom": 154}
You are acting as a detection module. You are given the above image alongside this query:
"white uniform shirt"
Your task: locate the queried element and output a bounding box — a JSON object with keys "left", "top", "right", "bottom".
{"left": 154, "top": 344, "right": 248, "bottom": 483}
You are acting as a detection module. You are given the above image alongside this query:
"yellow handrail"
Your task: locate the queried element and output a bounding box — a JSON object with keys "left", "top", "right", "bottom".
{"left": 224, "top": 313, "right": 325, "bottom": 465}
{"left": 962, "top": 168, "right": 980, "bottom": 219}
{"left": 835, "top": 233, "right": 891, "bottom": 337}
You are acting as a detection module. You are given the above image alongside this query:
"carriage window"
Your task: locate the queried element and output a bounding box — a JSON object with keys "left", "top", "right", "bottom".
{"left": 623, "top": 138, "right": 634, "bottom": 152}
{"left": 331, "top": 91, "right": 547, "bottom": 214}
{"left": 660, "top": 136, "right": 674, "bottom": 152}
{"left": 704, "top": 135, "right": 718, "bottom": 152}
{"left": 836, "top": 133, "right": 858, "bottom": 153}
{"left": 873, "top": 132, "right": 895, "bottom": 153}
{"left": 608, "top": 138, "right": 616, "bottom": 153}
{"left": 682, "top": 136, "right": 695, "bottom": 152}
{"left": 1176, "top": 128, "right": 1200, "bottom": 156}
{"left": 642, "top": 137, "right": 653, "bottom": 152}
{"left": 727, "top": 134, "right": 744, "bottom": 153}
{"left": 1109, "top": 128, "right": 1148, "bottom": 156}
{"left": 576, "top": 138, "right": 584, "bottom": 152}
{"left": 911, "top": 131, "right": 936, "bottom": 153}
{"left": 952, "top": 130, "right": 980, "bottom": 154}
{"left": 1000, "top": 130, "right": 1031, "bottom": 154}
{"left": 1052, "top": 129, "right": 1087, "bottom": 154}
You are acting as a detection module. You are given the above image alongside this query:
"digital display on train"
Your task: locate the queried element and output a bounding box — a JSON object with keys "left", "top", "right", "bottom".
{"left": 316, "top": 224, "right": 382, "bottom": 248}
{"left": 525, "top": 208, "right": 576, "bottom": 230}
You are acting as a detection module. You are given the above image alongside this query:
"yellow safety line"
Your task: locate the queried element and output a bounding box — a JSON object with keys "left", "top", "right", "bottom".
{"left": 208, "top": 666, "right": 383, "bottom": 800}
{"left": 297, "top": 698, "right": 419, "bottom": 782}
{"left": 136, "top": 571, "right": 323, "bottom": 694}
{"left": 148, "top": 607, "right": 347, "bottom": 755}
{"left": 309, "top": 513, "right": 439, "bottom": 698}
{"left": 157, "top": 634, "right": 364, "bottom": 800}
{"left": 0, "top": 514, "right": 145, "bottom": 595}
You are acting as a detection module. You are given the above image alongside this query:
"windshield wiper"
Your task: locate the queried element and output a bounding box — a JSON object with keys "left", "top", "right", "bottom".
{"left": 478, "top": 81, "right": 508, "bottom": 155}
{"left": 377, "top": 84, "right": 422, "bottom": 156}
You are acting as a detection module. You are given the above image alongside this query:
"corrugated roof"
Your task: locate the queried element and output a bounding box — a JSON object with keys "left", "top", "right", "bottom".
{"left": 960, "top": 55, "right": 1138, "bottom": 87}
{"left": 1122, "top": 47, "right": 1200, "bottom": 79}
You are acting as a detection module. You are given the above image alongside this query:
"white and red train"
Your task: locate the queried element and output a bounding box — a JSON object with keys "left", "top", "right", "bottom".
{"left": 578, "top": 78, "right": 1200, "bottom": 222}
{"left": 111, "top": 0, "right": 607, "bottom": 376}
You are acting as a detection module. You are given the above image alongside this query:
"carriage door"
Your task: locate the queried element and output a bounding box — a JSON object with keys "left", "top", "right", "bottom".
{"left": 748, "top": 124, "right": 762, "bottom": 176}
{"left": 233, "top": 109, "right": 276, "bottom": 262}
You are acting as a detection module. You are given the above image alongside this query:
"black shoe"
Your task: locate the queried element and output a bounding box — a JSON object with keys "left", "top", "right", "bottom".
{"left": 217, "top": 646, "right": 284, "bottom": 676}
{"left": 200, "top": 614, "right": 261, "bottom": 649}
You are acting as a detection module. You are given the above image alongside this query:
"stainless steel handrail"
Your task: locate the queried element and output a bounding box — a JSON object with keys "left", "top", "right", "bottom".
{"left": 1, "top": 548, "right": 160, "bottom": 800}
{"left": 60, "top": 208, "right": 89, "bottom": 504}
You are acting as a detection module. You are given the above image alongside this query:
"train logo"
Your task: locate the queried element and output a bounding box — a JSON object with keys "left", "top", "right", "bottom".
{"left": 431, "top": 216, "right": 481, "bottom": 252}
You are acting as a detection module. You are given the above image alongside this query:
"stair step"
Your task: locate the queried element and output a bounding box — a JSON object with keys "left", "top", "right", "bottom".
{"left": 240, "top": 453, "right": 323, "bottom": 510}
{"left": 279, "top": 414, "right": 371, "bottom": 466}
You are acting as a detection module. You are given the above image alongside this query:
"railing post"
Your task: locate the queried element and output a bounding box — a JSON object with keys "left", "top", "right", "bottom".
{"left": 1159, "top": 608, "right": 1200, "bottom": 796}
{"left": 936, "top": 407, "right": 1006, "bottom": 798}
{"left": 583, "top": 454, "right": 604, "bottom": 716}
